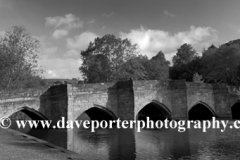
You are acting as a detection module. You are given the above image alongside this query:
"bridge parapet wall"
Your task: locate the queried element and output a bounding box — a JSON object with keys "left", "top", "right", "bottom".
{"left": 186, "top": 82, "right": 240, "bottom": 118}
{"left": 0, "top": 87, "right": 48, "bottom": 101}
{"left": 67, "top": 82, "right": 118, "bottom": 121}
{"left": 68, "top": 80, "right": 136, "bottom": 121}
{"left": 1, "top": 80, "right": 240, "bottom": 124}
{"left": 133, "top": 80, "right": 165, "bottom": 119}
{"left": 168, "top": 80, "right": 188, "bottom": 119}
{"left": 186, "top": 82, "right": 214, "bottom": 113}
{"left": 0, "top": 87, "right": 49, "bottom": 119}
{"left": 0, "top": 85, "right": 68, "bottom": 126}
{"left": 133, "top": 80, "right": 188, "bottom": 119}
{"left": 213, "top": 84, "right": 240, "bottom": 118}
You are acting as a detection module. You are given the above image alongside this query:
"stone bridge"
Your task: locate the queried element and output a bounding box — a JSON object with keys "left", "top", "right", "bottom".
{"left": 1, "top": 80, "right": 240, "bottom": 124}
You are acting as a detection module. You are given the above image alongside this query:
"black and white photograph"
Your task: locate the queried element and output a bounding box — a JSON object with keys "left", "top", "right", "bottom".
{"left": 0, "top": 0, "right": 240, "bottom": 159}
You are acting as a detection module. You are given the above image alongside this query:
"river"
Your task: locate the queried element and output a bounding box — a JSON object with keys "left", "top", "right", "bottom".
{"left": 10, "top": 121, "right": 240, "bottom": 160}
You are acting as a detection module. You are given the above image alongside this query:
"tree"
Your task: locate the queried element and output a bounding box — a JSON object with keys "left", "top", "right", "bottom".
{"left": 169, "top": 41, "right": 240, "bottom": 86}
{"left": 80, "top": 34, "right": 140, "bottom": 83}
{"left": 145, "top": 51, "right": 169, "bottom": 80}
{"left": 201, "top": 44, "right": 240, "bottom": 85}
{"left": 172, "top": 43, "right": 198, "bottom": 66}
{"left": 82, "top": 54, "right": 111, "bottom": 82}
{"left": 116, "top": 55, "right": 149, "bottom": 80}
{"left": 169, "top": 63, "right": 193, "bottom": 81}
{"left": 202, "top": 44, "right": 218, "bottom": 57}
{"left": 0, "top": 25, "right": 43, "bottom": 90}
{"left": 170, "top": 44, "right": 200, "bottom": 81}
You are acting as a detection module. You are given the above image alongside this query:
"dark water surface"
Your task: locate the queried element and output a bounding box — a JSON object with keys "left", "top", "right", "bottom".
{"left": 10, "top": 121, "right": 240, "bottom": 160}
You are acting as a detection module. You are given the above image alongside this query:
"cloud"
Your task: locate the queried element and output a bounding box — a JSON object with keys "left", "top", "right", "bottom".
{"left": 64, "top": 49, "right": 80, "bottom": 59}
{"left": 67, "top": 32, "right": 98, "bottom": 50}
{"left": 46, "top": 14, "right": 83, "bottom": 29}
{"left": 164, "top": 10, "right": 175, "bottom": 17}
{"left": 36, "top": 35, "right": 58, "bottom": 58}
{"left": 37, "top": 37, "right": 82, "bottom": 78}
{"left": 36, "top": 33, "right": 88, "bottom": 78}
{"left": 42, "top": 46, "right": 58, "bottom": 55}
{"left": 88, "top": 19, "right": 95, "bottom": 24}
{"left": 0, "top": 30, "right": 5, "bottom": 37}
{"left": 120, "top": 26, "right": 218, "bottom": 61}
{"left": 52, "top": 29, "right": 69, "bottom": 39}
{"left": 38, "top": 31, "right": 98, "bottom": 78}
{"left": 45, "top": 14, "right": 83, "bottom": 39}
{"left": 40, "top": 58, "right": 82, "bottom": 79}
{"left": 102, "top": 12, "right": 115, "bottom": 17}
{"left": 39, "top": 46, "right": 82, "bottom": 78}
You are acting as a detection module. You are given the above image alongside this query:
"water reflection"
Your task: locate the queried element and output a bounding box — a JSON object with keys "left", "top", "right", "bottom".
{"left": 69, "top": 127, "right": 136, "bottom": 160}
{"left": 135, "top": 128, "right": 191, "bottom": 160}
{"left": 10, "top": 121, "right": 240, "bottom": 160}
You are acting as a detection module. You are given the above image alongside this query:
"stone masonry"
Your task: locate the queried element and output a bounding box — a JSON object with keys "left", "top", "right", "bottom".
{"left": 0, "top": 80, "right": 240, "bottom": 124}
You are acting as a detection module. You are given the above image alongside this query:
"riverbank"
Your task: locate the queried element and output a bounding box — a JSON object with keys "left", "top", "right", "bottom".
{"left": 0, "top": 128, "right": 82, "bottom": 160}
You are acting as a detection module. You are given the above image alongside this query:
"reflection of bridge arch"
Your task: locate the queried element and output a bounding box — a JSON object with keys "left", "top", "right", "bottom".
{"left": 75, "top": 105, "right": 117, "bottom": 121}
{"left": 10, "top": 106, "right": 48, "bottom": 120}
{"left": 188, "top": 102, "right": 216, "bottom": 120}
{"left": 231, "top": 101, "right": 240, "bottom": 119}
{"left": 136, "top": 100, "right": 171, "bottom": 121}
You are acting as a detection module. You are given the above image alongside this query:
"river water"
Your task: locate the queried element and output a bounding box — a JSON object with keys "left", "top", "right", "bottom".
{"left": 10, "top": 121, "right": 240, "bottom": 160}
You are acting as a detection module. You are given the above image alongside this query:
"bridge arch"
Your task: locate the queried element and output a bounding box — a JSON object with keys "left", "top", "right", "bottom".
{"left": 136, "top": 100, "right": 171, "bottom": 121}
{"left": 75, "top": 105, "right": 117, "bottom": 121}
{"left": 231, "top": 101, "right": 240, "bottom": 119}
{"left": 9, "top": 106, "right": 48, "bottom": 120}
{"left": 188, "top": 101, "right": 216, "bottom": 120}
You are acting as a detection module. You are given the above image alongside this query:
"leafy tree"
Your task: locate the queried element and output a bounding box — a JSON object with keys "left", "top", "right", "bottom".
{"left": 81, "top": 54, "right": 111, "bottom": 82}
{"left": 202, "top": 44, "right": 218, "bottom": 57}
{"left": 170, "top": 44, "right": 200, "bottom": 81}
{"left": 170, "top": 41, "right": 240, "bottom": 86}
{"left": 80, "top": 34, "right": 140, "bottom": 83}
{"left": 0, "top": 25, "right": 43, "bottom": 90}
{"left": 169, "top": 64, "right": 192, "bottom": 81}
{"left": 116, "top": 55, "right": 149, "bottom": 80}
{"left": 145, "top": 51, "right": 170, "bottom": 80}
{"left": 201, "top": 44, "right": 240, "bottom": 85}
{"left": 172, "top": 43, "right": 198, "bottom": 66}
{"left": 80, "top": 34, "right": 173, "bottom": 83}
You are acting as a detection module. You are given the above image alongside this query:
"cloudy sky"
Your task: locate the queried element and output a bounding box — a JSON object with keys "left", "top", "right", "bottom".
{"left": 0, "top": 0, "right": 240, "bottom": 79}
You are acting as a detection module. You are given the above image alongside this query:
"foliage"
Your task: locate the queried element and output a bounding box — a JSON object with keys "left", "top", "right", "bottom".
{"left": 201, "top": 44, "right": 240, "bottom": 85}
{"left": 170, "top": 41, "right": 240, "bottom": 86}
{"left": 80, "top": 34, "right": 170, "bottom": 83}
{"left": 172, "top": 43, "right": 198, "bottom": 66}
{"left": 80, "top": 34, "right": 139, "bottom": 83}
{"left": 193, "top": 73, "right": 203, "bottom": 83}
{"left": 202, "top": 44, "right": 218, "bottom": 57}
{"left": 116, "top": 55, "right": 149, "bottom": 80}
{"left": 80, "top": 34, "right": 240, "bottom": 86}
{"left": 0, "top": 26, "right": 44, "bottom": 90}
{"left": 144, "top": 51, "right": 170, "bottom": 80}
{"left": 170, "top": 44, "right": 200, "bottom": 81}
{"left": 169, "top": 64, "right": 191, "bottom": 81}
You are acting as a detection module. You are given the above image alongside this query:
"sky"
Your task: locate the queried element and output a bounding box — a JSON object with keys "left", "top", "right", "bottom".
{"left": 1, "top": 0, "right": 240, "bottom": 79}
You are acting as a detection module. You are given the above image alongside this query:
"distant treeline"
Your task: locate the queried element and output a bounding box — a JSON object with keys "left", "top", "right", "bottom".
{"left": 1, "top": 26, "right": 239, "bottom": 91}
{"left": 80, "top": 34, "right": 240, "bottom": 86}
